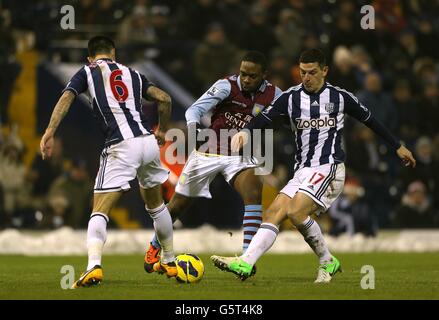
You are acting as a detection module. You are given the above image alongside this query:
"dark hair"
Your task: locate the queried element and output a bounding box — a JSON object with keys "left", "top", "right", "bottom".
{"left": 88, "top": 36, "right": 115, "bottom": 57}
{"left": 242, "top": 51, "right": 267, "bottom": 72}
{"left": 299, "top": 48, "right": 326, "bottom": 68}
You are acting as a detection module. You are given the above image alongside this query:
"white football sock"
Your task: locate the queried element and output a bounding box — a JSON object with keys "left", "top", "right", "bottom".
{"left": 241, "top": 223, "right": 279, "bottom": 266}
{"left": 86, "top": 213, "right": 108, "bottom": 270}
{"left": 146, "top": 203, "right": 175, "bottom": 264}
{"left": 298, "top": 216, "right": 332, "bottom": 264}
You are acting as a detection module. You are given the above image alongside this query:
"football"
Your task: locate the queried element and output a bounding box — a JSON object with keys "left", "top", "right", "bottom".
{"left": 175, "top": 253, "right": 205, "bottom": 283}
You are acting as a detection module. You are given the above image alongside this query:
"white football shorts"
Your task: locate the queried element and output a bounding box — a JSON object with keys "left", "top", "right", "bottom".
{"left": 94, "top": 134, "right": 169, "bottom": 193}
{"left": 175, "top": 150, "right": 261, "bottom": 198}
{"left": 280, "top": 163, "right": 345, "bottom": 213}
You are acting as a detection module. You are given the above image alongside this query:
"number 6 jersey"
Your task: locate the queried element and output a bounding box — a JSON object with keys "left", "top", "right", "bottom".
{"left": 63, "top": 58, "right": 154, "bottom": 147}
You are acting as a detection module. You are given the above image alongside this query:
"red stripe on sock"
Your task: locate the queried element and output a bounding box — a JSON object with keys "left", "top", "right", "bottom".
{"left": 243, "top": 223, "right": 261, "bottom": 228}
{"left": 244, "top": 231, "right": 257, "bottom": 236}
{"left": 243, "top": 216, "right": 262, "bottom": 220}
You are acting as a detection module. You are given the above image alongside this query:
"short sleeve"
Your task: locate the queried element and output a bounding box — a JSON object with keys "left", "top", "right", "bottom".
{"left": 63, "top": 67, "right": 88, "bottom": 96}
{"left": 140, "top": 73, "right": 155, "bottom": 98}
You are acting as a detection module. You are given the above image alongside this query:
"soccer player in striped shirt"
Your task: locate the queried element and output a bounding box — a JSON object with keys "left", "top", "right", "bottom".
{"left": 40, "top": 36, "right": 177, "bottom": 287}
{"left": 211, "top": 48, "right": 416, "bottom": 283}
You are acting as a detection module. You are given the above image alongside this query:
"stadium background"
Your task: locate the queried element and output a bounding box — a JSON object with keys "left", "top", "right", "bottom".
{"left": 1, "top": 0, "right": 439, "bottom": 239}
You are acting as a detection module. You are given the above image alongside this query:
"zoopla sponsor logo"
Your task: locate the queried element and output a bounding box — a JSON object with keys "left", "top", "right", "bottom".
{"left": 296, "top": 116, "right": 336, "bottom": 130}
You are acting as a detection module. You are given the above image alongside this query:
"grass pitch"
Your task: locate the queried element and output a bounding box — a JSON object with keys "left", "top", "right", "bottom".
{"left": 0, "top": 253, "right": 438, "bottom": 300}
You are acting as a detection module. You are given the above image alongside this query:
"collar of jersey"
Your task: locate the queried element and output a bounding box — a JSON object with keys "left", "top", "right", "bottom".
{"left": 96, "top": 58, "right": 114, "bottom": 62}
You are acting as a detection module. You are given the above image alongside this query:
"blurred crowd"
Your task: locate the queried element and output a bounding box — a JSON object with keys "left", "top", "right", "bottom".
{"left": 0, "top": 127, "right": 93, "bottom": 229}
{"left": 1, "top": 0, "right": 439, "bottom": 232}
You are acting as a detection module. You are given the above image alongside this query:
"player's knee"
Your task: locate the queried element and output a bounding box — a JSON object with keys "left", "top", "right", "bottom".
{"left": 167, "top": 201, "right": 181, "bottom": 219}
{"left": 168, "top": 194, "right": 190, "bottom": 217}
{"left": 241, "top": 187, "right": 262, "bottom": 204}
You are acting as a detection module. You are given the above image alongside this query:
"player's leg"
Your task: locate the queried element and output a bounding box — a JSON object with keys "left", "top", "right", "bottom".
{"left": 139, "top": 184, "right": 177, "bottom": 277}
{"left": 148, "top": 192, "right": 194, "bottom": 251}
{"left": 286, "top": 192, "right": 332, "bottom": 261}
{"left": 73, "top": 191, "right": 122, "bottom": 288}
{"left": 290, "top": 164, "right": 345, "bottom": 282}
{"left": 211, "top": 193, "right": 290, "bottom": 279}
{"left": 286, "top": 192, "right": 341, "bottom": 283}
{"left": 74, "top": 139, "right": 138, "bottom": 288}
{"left": 233, "top": 168, "right": 263, "bottom": 253}
{"left": 135, "top": 134, "right": 178, "bottom": 277}
{"left": 145, "top": 151, "right": 214, "bottom": 272}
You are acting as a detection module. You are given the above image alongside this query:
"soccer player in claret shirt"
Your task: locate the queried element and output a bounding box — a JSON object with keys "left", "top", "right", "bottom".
{"left": 40, "top": 36, "right": 177, "bottom": 287}
{"left": 211, "top": 48, "right": 416, "bottom": 283}
{"left": 144, "top": 51, "right": 282, "bottom": 273}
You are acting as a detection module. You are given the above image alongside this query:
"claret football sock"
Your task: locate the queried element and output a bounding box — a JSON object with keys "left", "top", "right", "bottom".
{"left": 298, "top": 216, "right": 332, "bottom": 264}
{"left": 145, "top": 203, "right": 174, "bottom": 263}
{"left": 241, "top": 223, "right": 279, "bottom": 266}
{"left": 242, "top": 205, "right": 262, "bottom": 253}
{"left": 86, "top": 213, "right": 108, "bottom": 270}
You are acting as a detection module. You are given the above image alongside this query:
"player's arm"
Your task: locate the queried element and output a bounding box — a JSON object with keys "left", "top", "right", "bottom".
{"left": 185, "top": 79, "right": 231, "bottom": 127}
{"left": 231, "top": 91, "right": 289, "bottom": 152}
{"left": 185, "top": 79, "right": 231, "bottom": 150}
{"left": 139, "top": 73, "right": 172, "bottom": 144}
{"left": 145, "top": 86, "right": 172, "bottom": 130}
{"left": 344, "top": 92, "right": 416, "bottom": 168}
{"left": 145, "top": 85, "right": 172, "bottom": 145}
{"left": 40, "top": 91, "right": 75, "bottom": 160}
{"left": 40, "top": 67, "right": 87, "bottom": 160}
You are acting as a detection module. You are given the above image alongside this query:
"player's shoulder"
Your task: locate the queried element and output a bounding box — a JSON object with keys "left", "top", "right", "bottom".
{"left": 263, "top": 79, "right": 279, "bottom": 91}
{"left": 326, "top": 82, "right": 359, "bottom": 101}
{"left": 287, "top": 83, "right": 303, "bottom": 91}
{"left": 114, "top": 61, "right": 139, "bottom": 74}
{"left": 211, "top": 77, "right": 232, "bottom": 91}
{"left": 225, "top": 74, "right": 238, "bottom": 82}
{"left": 281, "top": 83, "right": 303, "bottom": 96}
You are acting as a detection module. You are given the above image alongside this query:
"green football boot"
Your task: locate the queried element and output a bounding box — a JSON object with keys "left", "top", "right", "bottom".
{"left": 314, "top": 255, "right": 342, "bottom": 283}
{"left": 211, "top": 255, "right": 253, "bottom": 281}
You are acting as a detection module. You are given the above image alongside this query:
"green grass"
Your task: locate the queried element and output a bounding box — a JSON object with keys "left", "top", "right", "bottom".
{"left": 0, "top": 253, "right": 438, "bottom": 300}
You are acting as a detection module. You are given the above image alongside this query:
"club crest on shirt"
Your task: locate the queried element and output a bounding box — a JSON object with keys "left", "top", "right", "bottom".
{"left": 252, "top": 103, "right": 264, "bottom": 116}
{"left": 325, "top": 103, "right": 334, "bottom": 113}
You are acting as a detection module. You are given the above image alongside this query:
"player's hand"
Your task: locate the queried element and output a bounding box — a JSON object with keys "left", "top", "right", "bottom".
{"left": 40, "top": 131, "right": 54, "bottom": 160}
{"left": 154, "top": 129, "right": 166, "bottom": 146}
{"left": 231, "top": 131, "right": 249, "bottom": 153}
{"left": 396, "top": 145, "right": 416, "bottom": 168}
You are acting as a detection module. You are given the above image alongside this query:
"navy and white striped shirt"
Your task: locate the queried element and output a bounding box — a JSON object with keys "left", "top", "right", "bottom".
{"left": 63, "top": 58, "right": 154, "bottom": 147}
{"left": 247, "top": 82, "right": 400, "bottom": 170}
